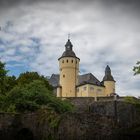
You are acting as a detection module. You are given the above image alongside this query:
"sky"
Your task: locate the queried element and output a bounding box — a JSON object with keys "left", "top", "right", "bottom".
{"left": 0, "top": 0, "right": 140, "bottom": 96}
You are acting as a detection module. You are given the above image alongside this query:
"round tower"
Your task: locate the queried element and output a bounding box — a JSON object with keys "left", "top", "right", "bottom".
{"left": 103, "top": 65, "right": 116, "bottom": 96}
{"left": 57, "top": 39, "right": 80, "bottom": 97}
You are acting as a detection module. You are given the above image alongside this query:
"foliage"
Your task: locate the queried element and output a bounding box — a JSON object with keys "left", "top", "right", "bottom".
{"left": 133, "top": 61, "right": 140, "bottom": 75}
{"left": 5, "top": 76, "right": 17, "bottom": 92}
{"left": 0, "top": 61, "right": 8, "bottom": 94}
{"left": 124, "top": 96, "right": 140, "bottom": 104}
{"left": 38, "top": 108, "right": 61, "bottom": 129}
{"left": 0, "top": 61, "right": 8, "bottom": 77}
{"left": 0, "top": 60, "right": 73, "bottom": 114}
{"left": 16, "top": 71, "right": 53, "bottom": 90}
{"left": 0, "top": 61, "right": 52, "bottom": 94}
{"left": 0, "top": 61, "right": 17, "bottom": 95}
{"left": 0, "top": 80, "right": 73, "bottom": 113}
{"left": 124, "top": 96, "right": 140, "bottom": 111}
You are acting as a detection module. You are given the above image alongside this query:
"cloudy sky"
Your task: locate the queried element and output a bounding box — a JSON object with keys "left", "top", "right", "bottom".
{"left": 0, "top": 0, "right": 140, "bottom": 96}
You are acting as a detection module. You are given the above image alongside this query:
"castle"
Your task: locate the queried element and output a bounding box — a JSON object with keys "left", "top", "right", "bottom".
{"left": 49, "top": 39, "right": 116, "bottom": 97}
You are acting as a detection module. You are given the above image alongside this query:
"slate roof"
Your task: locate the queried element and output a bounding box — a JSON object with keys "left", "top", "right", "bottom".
{"left": 48, "top": 74, "right": 60, "bottom": 88}
{"left": 103, "top": 74, "right": 115, "bottom": 81}
{"left": 58, "top": 39, "right": 80, "bottom": 60}
{"left": 78, "top": 73, "right": 104, "bottom": 87}
{"left": 102, "top": 65, "right": 115, "bottom": 82}
{"left": 61, "top": 50, "right": 76, "bottom": 58}
{"left": 48, "top": 73, "right": 104, "bottom": 88}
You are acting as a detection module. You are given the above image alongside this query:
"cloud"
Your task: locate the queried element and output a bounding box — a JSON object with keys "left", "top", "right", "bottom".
{"left": 0, "top": 0, "right": 140, "bottom": 96}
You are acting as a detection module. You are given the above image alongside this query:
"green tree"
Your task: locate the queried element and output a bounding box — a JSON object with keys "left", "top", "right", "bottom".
{"left": 17, "top": 71, "right": 53, "bottom": 90}
{"left": 5, "top": 76, "right": 17, "bottom": 93}
{"left": 2, "top": 80, "right": 73, "bottom": 113}
{"left": 0, "top": 61, "right": 73, "bottom": 113}
{"left": 0, "top": 61, "right": 17, "bottom": 94}
{"left": 0, "top": 61, "right": 8, "bottom": 94}
{"left": 133, "top": 61, "right": 140, "bottom": 75}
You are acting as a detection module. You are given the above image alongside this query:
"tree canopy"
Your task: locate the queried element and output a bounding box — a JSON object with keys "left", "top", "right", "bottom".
{"left": 0, "top": 60, "right": 73, "bottom": 113}
{"left": 133, "top": 61, "right": 140, "bottom": 75}
{"left": 17, "top": 71, "right": 53, "bottom": 90}
{"left": 1, "top": 80, "right": 73, "bottom": 113}
{"left": 0, "top": 61, "right": 12, "bottom": 95}
{"left": 0, "top": 61, "right": 7, "bottom": 94}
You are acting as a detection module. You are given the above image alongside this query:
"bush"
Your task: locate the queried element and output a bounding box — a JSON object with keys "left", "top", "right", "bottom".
{"left": 124, "top": 96, "right": 140, "bottom": 111}
{"left": 0, "top": 80, "right": 73, "bottom": 113}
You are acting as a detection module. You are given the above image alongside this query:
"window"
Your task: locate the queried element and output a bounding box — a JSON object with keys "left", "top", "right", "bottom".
{"left": 76, "top": 60, "right": 77, "bottom": 64}
{"left": 71, "top": 60, "right": 73, "bottom": 63}
{"left": 62, "top": 60, "right": 64, "bottom": 63}
{"left": 67, "top": 60, "right": 68, "bottom": 63}
{"left": 90, "top": 87, "right": 94, "bottom": 91}
{"left": 83, "top": 87, "right": 87, "bottom": 90}
{"left": 63, "top": 74, "right": 65, "bottom": 78}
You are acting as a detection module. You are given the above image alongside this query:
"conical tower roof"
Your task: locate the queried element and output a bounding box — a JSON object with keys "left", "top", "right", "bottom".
{"left": 58, "top": 39, "right": 80, "bottom": 60}
{"left": 103, "top": 65, "right": 115, "bottom": 81}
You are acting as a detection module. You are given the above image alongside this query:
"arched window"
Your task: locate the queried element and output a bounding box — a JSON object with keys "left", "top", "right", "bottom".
{"left": 67, "top": 60, "right": 68, "bottom": 63}
{"left": 62, "top": 60, "right": 64, "bottom": 63}
{"left": 71, "top": 60, "right": 73, "bottom": 63}
{"left": 63, "top": 74, "right": 65, "bottom": 78}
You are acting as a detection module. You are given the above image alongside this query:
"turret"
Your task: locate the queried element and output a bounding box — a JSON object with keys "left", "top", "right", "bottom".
{"left": 57, "top": 39, "right": 80, "bottom": 97}
{"left": 103, "top": 65, "right": 115, "bottom": 96}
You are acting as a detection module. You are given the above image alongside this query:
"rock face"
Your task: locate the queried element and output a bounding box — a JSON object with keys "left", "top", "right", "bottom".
{"left": 0, "top": 100, "right": 140, "bottom": 140}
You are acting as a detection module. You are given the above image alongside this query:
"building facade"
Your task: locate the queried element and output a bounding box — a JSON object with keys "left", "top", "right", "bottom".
{"left": 49, "top": 39, "right": 116, "bottom": 98}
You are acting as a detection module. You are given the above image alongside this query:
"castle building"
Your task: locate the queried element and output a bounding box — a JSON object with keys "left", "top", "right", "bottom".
{"left": 49, "top": 39, "right": 116, "bottom": 97}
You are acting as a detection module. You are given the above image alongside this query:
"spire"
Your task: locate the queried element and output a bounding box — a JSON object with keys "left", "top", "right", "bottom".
{"left": 105, "top": 65, "right": 111, "bottom": 75}
{"left": 58, "top": 37, "right": 80, "bottom": 60}
{"left": 103, "top": 65, "right": 115, "bottom": 81}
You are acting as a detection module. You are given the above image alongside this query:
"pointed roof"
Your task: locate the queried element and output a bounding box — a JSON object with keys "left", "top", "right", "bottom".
{"left": 103, "top": 65, "right": 115, "bottom": 81}
{"left": 65, "top": 39, "right": 73, "bottom": 49}
{"left": 48, "top": 74, "right": 60, "bottom": 87}
{"left": 58, "top": 39, "right": 80, "bottom": 60}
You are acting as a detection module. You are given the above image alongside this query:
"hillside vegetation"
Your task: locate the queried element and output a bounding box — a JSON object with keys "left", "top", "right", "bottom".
{"left": 0, "top": 61, "right": 73, "bottom": 113}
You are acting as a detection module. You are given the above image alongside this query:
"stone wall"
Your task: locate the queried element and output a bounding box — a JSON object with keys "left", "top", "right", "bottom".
{"left": 0, "top": 100, "right": 140, "bottom": 140}
{"left": 90, "top": 101, "right": 139, "bottom": 127}
{"left": 65, "top": 97, "right": 124, "bottom": 112}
